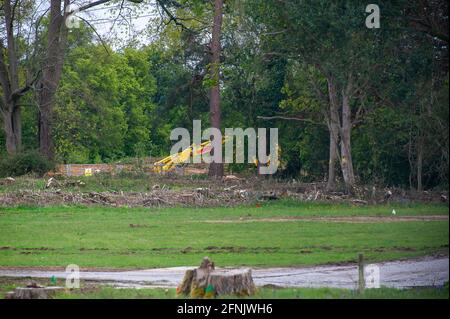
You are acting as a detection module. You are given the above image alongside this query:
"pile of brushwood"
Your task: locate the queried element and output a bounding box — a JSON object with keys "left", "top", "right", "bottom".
{"left": 0, "top": 175, "right": 447, "bottom": 207}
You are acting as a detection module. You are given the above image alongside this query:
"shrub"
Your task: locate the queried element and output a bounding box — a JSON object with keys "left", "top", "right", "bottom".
{"left": 0, "top": 151, "right": 55, "bottom": 177}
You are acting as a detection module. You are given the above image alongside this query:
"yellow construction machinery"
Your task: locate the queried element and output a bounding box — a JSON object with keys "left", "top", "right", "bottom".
{"left": 252, "top": 144, "right": 281, "bottom": 168}
{"left": 153, "top": 137, "right": 281, "bottom": 173}
{"left": 153, "top": 138, "right": 226, "bottom": 173}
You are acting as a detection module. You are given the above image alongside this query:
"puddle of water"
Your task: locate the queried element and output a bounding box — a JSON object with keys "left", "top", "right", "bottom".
{"left": 0, "top": 257, "right": 448, "bottom": 289}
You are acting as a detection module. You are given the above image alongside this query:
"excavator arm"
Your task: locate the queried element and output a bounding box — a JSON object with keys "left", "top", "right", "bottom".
{"left": 153, "top": 138, "right": 227, "bottom": 173}
{"left": 153, "top": 137, "right": 281, "bottom": 173}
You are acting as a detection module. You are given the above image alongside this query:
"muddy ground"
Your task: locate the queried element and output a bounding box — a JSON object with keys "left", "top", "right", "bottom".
{"left": 0, "top": 256, "right": 448, "bottom": 289}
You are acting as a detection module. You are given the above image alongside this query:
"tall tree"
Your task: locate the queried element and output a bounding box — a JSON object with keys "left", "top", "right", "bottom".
{"left": 0, "top": 0, "right": 37, "bottom": 155}
{"left": 1, "top": 0, "right": 149, "bottom": 159}
{"left": 36, "top": 0, "right": 192, "bottom": 160}
{"left": 208, "top": 0, "right": 224, "bottom": 177}
{"left": 37, "top": 0, "right": 70, "bottom": 160}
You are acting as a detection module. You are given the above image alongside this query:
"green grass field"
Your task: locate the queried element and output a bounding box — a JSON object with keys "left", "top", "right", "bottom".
{"left": 55, "top": 287, "right": 448, "bottom": 299}
{"left": 0, "top": 277, "right": 447, "bottom": 299}
{"left": 0, "top": 201, "right": 448, "bottom": 268}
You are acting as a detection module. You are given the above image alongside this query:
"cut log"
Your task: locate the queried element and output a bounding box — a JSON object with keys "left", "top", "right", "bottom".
{"left": 177, "top": 257, "right": 256, "bottom": 298}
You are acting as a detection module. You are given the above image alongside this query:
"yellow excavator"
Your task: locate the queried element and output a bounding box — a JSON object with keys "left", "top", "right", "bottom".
{"left": 153, "top": 137, "right": 229, "bottom": 173}
{"left": 252, "top": 144, "right": 281, "bottom": 168}
{"left": 153, "top": 136, "right": 281, "bottom": 173}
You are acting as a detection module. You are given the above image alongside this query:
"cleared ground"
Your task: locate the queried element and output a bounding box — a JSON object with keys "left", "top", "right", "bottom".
{"left": 0, "top": 201, "right": 448, "bottom": 268}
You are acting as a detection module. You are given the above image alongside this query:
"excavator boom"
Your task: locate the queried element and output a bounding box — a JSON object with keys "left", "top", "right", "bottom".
{"left": 153, "top": 137, "right": 228, "bottom": 173}
{"left": 153, "top": 137, "right": 281, "bottom": 173}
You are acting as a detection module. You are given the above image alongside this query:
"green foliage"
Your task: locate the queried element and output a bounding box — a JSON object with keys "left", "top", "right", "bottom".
{"left": 352, "top": 107, "right": 411, "bottom": 186}
{"left": 0, "top": 0, "right": 448, "bottom": 189}
{"left": 243, "top": 0, "right": 448, "bottom": 187}
{"left": 54, "top": 44, "right": 157, "bottom": 163}
{"left": 0, "top": 151, "right": 55, "bottom": 177}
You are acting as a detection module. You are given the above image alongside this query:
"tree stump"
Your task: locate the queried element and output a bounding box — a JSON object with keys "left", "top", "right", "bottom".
{"left": 177, "top": 257, "right": 256, "bottom": 298}
{"left": 6, "top": 287, "right": 65, "bottom": 299}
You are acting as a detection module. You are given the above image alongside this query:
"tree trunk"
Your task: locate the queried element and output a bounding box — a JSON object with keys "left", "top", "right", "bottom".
{"left": 3, "top": 110, "right": 17, "bottom": 154}
{"left": 38, "top": 94, "right": 54, "bottom": 159}
{"left": 326, "top": 129, "right": 338, "bottom": 191}
{"left": 12, "top": 105, "right": 21, "bottom": 150}
{"left": 2, "top": 105, "right": 21, "bottom": 155}
{"left": 326, "top": 79, "right": 340, "bottom": 191}
{"left": 326, "top": 76, "right": 356, "bottom": 192}
{"left": 208, "top": 0, "right": 224, "bottom": 178}
{"left": 340, "top": 90, "right": 356, "bottom": 192}
{"left": 38, "top": 0, "right": 69, "bottom": 160}
{"left": 0, "top": 0, "right": 22, "bottom": 154}
{"left": 417, "top": 135, "right": 423, "bottom": 191}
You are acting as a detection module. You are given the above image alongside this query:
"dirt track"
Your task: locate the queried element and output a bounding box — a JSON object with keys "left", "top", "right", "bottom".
{"left": 0, "top": 256, "right": 447, "bottom": 289}
{"left": 202, "top": 215, "right": 449, "bottom": 224}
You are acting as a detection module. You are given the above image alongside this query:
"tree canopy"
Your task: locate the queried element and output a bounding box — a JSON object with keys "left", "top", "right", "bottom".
{"left": 1, "top": 0, "right": 448, "bottom": 190}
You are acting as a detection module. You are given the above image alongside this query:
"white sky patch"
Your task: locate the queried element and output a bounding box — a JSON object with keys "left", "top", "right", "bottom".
{"left": 31, "top": 0, "right": 163, "bottom": 49}
{"left": 78, "top": 2, "right": 160, "bottom": 49}
{"left": 74, "top": 1, "right": 160, "bottom": 48}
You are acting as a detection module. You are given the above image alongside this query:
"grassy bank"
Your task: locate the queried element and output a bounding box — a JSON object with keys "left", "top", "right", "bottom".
{"left": 55, "top": 286, "right": 450, "bottom": 299}
{"left": 0, "top": 277, "right": 447, "bottom": 299}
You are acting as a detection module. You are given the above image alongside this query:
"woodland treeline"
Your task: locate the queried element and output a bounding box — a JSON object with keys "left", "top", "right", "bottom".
{"left": 0, "top": 0, "right": 448, "bottom": 191}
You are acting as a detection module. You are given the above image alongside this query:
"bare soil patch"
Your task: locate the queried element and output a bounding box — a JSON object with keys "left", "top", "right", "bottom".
{"left": 202, "top": 215, "right": 449, "bottom": 224}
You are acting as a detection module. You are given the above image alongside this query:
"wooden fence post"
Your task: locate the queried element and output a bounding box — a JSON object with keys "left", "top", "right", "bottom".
{"left": 358, "top": 253, "right": 365, "bottom": 294}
